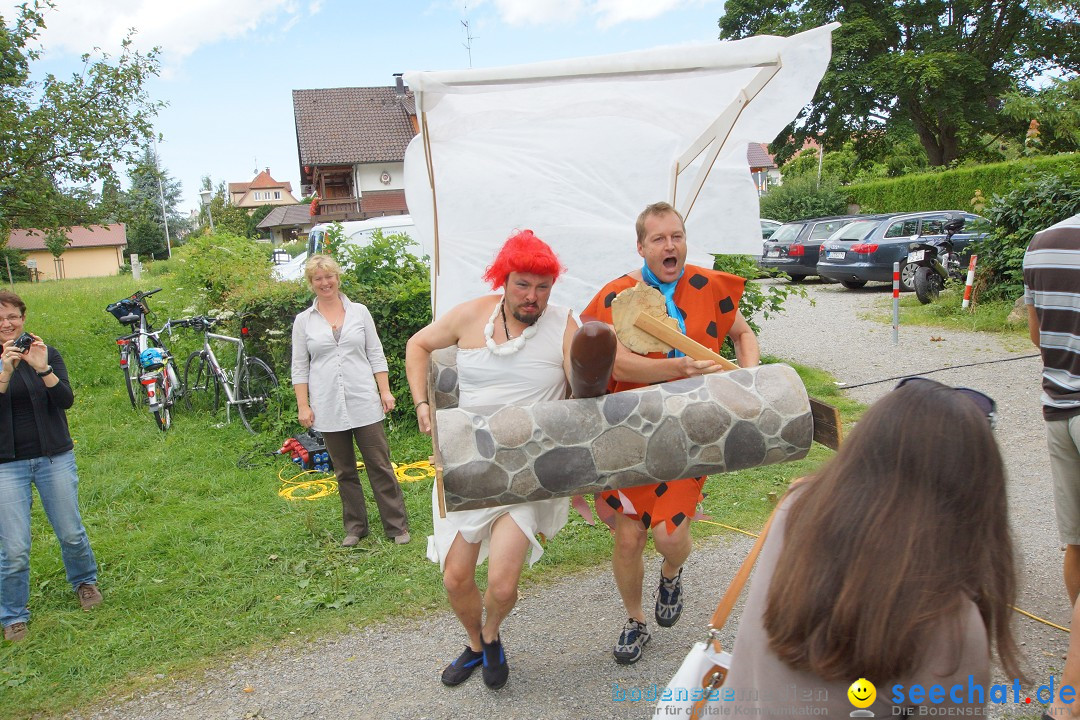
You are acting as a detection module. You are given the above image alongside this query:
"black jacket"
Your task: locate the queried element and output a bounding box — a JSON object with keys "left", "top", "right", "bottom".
{"left": 0, "top": 346, "right": 75, "bottom": 460}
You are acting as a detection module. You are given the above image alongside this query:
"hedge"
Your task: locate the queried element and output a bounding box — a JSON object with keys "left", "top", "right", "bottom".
{"left": 845, "top": 154, "right": 1078, "bottom": 214}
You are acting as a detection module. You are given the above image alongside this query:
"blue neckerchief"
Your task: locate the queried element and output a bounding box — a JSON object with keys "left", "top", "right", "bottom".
{"left": 641, "top": 262, "right": 686, "bottom": 358}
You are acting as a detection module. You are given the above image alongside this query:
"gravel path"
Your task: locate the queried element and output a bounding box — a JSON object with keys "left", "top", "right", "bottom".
{"left": 73, "top": 280, "right": 1064, "bottom": 720}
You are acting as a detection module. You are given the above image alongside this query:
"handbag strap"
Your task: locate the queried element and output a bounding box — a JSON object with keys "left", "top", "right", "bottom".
{"left": 707, "top": 479, "right": 805, "bottom": 636}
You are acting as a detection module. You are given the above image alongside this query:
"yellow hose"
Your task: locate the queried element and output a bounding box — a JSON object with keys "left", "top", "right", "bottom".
{"left": 276, "top": 459, "right": 435, "bottom": 500}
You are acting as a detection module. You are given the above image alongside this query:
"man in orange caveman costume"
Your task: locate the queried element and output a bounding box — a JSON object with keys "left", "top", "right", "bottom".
{"left": 582, "top": 201, "right": 760, "bottom": 665}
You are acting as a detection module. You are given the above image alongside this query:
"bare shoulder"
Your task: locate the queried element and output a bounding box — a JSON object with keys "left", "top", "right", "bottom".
{"left": 445, "top": 294, "right": 499, "bottom": 328}
{"left": 415, "top": 294, "right": 500, "bottom": 350}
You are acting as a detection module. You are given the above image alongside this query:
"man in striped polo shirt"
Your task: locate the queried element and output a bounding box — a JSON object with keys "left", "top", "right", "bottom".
{"left": 1024, "top": 212, "right": 1080, "bottom": 604}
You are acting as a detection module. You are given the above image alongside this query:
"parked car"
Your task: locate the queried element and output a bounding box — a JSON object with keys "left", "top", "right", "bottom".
{"left": 760, "top": 218, "right": 782, "bottom": 239}
{"left": 758, "top": 215, "right": 864, "bottom": 281}
{"left": 817, "top": 211, "right": 987, "bottom": 290}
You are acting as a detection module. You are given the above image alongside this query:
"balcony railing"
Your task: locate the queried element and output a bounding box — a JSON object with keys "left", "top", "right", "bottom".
{"left": 315, "top": 197, "right": 361, "bottom": 221}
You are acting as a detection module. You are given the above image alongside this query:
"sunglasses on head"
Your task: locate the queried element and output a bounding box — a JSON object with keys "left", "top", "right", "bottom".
{"left": 894, "top": 376, "right": 997, "bottom": 428}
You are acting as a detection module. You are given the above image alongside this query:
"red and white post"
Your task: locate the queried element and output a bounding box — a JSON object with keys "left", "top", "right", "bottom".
{"left": 892, "top": 261, "right": 900, "bottom": 344}
{"left": 961, "top": 255, "right": 978, "bottom": 310}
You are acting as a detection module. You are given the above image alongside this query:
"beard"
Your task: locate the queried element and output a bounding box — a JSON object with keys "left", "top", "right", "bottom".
{"left": 510, "top": 305, "right": 541, "bottom": 326}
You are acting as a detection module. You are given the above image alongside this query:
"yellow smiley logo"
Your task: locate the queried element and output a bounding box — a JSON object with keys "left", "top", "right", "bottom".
{"left": 848, "top": 678, "right": 876, "bottom": 709}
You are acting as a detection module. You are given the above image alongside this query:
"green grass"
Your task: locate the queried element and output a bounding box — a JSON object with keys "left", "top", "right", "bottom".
{"left": 861, "top": 283, "right": 1032, "bottom": 340}
{"left": 0, "top": 269, "right": 860, "bottom": 718}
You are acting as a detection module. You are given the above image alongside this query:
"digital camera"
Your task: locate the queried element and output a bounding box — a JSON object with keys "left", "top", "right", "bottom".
{"left": 11, "top": 332, "right": 33, "bottom": 353}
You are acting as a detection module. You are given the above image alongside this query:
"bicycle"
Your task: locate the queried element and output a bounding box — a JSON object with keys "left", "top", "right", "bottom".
{"left": 181, "top": 315, "right": 279, "bottom": 433}
{"left": 106, "top": 288, "right": 169, "bottom": 410}
{"left": 115, "top": 318, "right": 185, "bottom": 431}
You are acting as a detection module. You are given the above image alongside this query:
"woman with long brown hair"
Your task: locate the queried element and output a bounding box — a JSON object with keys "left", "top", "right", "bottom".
{"left": 722, "top": 378, "right": 1021, "bottom": 715}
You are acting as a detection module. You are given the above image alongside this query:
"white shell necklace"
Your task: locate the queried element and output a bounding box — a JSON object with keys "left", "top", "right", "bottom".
{"left": 483, "top": 300, "right": 540, "bottom": 355}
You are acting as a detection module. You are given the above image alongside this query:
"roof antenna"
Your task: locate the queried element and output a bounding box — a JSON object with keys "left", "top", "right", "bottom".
{"left": 461, "top": 2, "right": 476, "bottom": 68}
{"left": 253, "top": 157, "right": 258, "bottom": 176}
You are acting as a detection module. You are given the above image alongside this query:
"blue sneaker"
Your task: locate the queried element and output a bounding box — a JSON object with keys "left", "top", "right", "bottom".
{"left": 441, "top": 646, "right": 483, "bottom": 686}
{"left": 613, "top": 618, "right": 650, "bottom": 664}
{"left": 481, "top": 635, "right": 509, "bottom": 689}
{"left": 655, "top": 566, "right": 684, "bottom": 628}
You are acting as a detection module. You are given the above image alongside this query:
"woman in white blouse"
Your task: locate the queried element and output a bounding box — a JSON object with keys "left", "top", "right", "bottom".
{"left": 291, "top": 255, "right": 410, "bottom": 547}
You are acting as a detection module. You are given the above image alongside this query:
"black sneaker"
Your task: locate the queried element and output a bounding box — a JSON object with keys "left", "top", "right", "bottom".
{"left": 481, "top": 635, "right": 509, "bottom": 689}
{"left": 613, "top": 618, "right": 650, "bottom": 664}
{"left": 655, "top": 566, "right": 683, "bottom": 628}
{"left": 441, "top": 646, "right": 483, "bottom": 686}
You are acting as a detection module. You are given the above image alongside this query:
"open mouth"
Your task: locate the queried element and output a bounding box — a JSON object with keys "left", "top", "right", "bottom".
{"left": 663, "top": 257, "right": 678, "bottom": 269}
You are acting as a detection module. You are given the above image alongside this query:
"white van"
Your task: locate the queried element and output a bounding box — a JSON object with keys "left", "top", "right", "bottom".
{"left": 273, "top": 214, "right": 422, "bottom": 281}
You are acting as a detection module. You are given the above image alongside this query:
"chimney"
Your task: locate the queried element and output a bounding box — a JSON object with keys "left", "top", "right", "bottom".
{"left": 393, "top": 73, "right": 405, "bottom": 96}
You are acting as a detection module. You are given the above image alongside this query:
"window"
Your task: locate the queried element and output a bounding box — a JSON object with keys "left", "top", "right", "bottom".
{"left": 920, "top": 219, "right": 945, "bottom": 236}
{"left": 274, "top": 191, "right": 281, "bottom": 199}
{"left": 253, "top": 191, "right": 262, "bottom": 200}
{"left": 885, "top": 220, "right": 919, "bottom": 238}
{"left": 810, "top": 220, "right": 849, "bottom": 240}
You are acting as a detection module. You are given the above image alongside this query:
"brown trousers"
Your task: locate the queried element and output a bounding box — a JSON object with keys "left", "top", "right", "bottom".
{"left": 321, "top": 422, "right": 409, "bottom": 539}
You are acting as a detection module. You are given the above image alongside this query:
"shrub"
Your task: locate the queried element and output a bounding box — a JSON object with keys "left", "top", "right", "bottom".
{"left": 712, "top": 253, "right": 805, "bottom": 356}
{"left": 338, "top": 231, "right": 431, "bottom": 426}
{"left": 172, "top": 231, "right": 273, "bottom": 306}
{"left": 223, "top": 230, "right": 432, "bottom": 429}
{"left": 759, "top": 175, "right": 849, "bottom": 222}
{"left": 969, "top": 165, "right": 1080, "bottom": 301}
{"left": 279, "top": 240, "right": 306, "bottom": 258}
{"left": 0, "top": 246, "right": 30, "bottom": 282}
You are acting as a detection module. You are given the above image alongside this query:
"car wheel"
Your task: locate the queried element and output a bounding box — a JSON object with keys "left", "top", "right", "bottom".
{"left": 899, "top": 261, "right": 919, "bottom": 291}
{"left": 787, "top": 274, "right": 806, "bottom": 283}
{"left": 840, "top": 279, "right": 867, "bottom": 289}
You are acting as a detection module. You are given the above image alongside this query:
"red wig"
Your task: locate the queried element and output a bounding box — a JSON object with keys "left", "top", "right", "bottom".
{"left": 482, "top": 229, "right": 565, "bottom": 290}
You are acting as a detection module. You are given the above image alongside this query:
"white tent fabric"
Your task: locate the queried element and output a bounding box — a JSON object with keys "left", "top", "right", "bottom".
{"left": 403, "top": 24, "right": 838, "bottom": 317}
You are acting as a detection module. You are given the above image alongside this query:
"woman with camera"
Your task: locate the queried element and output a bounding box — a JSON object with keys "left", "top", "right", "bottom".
{"left": 0, "top": 290, "right": 101, "bottom": 644}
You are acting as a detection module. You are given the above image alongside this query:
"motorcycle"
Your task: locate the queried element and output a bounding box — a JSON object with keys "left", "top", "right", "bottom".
{"left": 906, "top": 215, "right": 967, "bottom": 304}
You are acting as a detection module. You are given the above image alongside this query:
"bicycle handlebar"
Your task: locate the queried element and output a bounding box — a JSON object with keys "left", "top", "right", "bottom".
{"left": 162, "top": 315, "right": 219, "bottom": 332}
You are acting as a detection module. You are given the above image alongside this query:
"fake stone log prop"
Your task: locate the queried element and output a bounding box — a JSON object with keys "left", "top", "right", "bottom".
{"left": 434, "top": 363, "right": 812, "bottom": 512}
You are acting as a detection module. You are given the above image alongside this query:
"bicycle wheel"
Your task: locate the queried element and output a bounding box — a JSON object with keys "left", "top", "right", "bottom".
{"left": 235, "top": 356, "right": 278, "bottom": 433}
{"left": 121, "top": 347, "right": 141, "bottom": 409}
{"left": 152, "top": 378, "right": 171, "bottom": 431}
{"left": 184, "top": 350, "right": 219, "bottom": 413}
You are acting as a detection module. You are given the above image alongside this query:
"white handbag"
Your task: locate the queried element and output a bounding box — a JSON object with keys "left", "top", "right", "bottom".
{"left": 653, "top": 502, "right": 781, "bottom": 719}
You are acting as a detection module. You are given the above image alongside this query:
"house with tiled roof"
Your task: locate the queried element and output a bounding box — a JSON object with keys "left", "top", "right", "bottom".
{"left": 7, "top": 224, "right": 127, "bottom": 280}
{"left": 292, "top": 75, "right": 416, "bottom": 222}
{"left": 256, "top": 204, "right": 317, "bottom": 245}
{"left": 747, "top": 143, "right": 780, "bottom": 195}
{"left": 228, "top": 168, "right": 298, "bottom": 210}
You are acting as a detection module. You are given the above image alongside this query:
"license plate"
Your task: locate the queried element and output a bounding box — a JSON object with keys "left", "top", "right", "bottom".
{"left": 767, "top": 250, "right": 780, "bottom": 258}
{"left": 907, "top": 250, "right": 925, "bottom": 262}
{"left": 826, "top": 251, "right": 845, "bottom": 260}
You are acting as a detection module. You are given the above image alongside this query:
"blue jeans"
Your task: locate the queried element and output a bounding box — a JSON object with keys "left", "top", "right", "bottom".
{"left": 0, "top": 450, "right": 97, "bottom": 627}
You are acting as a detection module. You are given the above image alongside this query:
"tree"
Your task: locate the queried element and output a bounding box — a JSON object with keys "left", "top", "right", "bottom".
{"left": 0, "top": 1, "right": 163, "bottom": 239}
{"left": 718, "top": 1, "right": 1080, "bottom": 167}
{"left": 123, "top": 145, "right": 185, "bottom": 258}
{"left": 43, "top": 227, "right": 69, "bottom": 278}
{"left": 1001, "top": 75, "right": 1080, "bottom": 154}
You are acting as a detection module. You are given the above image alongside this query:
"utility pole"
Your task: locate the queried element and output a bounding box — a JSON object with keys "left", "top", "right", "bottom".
{"left": 152, "top": 138, "right": 172, "bottom": 258}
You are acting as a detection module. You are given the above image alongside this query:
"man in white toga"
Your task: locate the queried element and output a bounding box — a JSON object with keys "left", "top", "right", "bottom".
{"left": 405, "top": 230, "right": 578, "bottom": 690}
